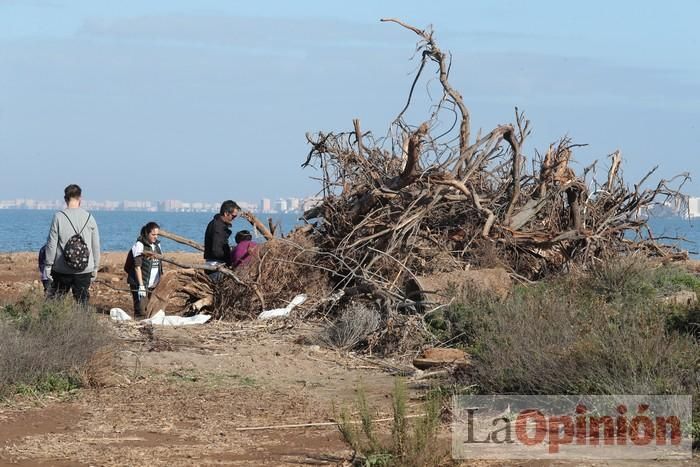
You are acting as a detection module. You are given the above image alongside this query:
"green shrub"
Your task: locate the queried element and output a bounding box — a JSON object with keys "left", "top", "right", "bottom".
{"left": 437, "top": 258, "right": 700, "bottom": 445}
{"left": 649, "top": 266, "right": 700, "bottom": 338}
{"left": 666, "top": 305, "right": 700, "bottom": 338}
{"left": 14, "top": 374, "right": 80, "bottom": 395}
{"left": 338, "top": 379, "right": 449, "bottom": 467}
{"left": 651, "top": 264, "right": 700, "bottom": 296}
{"left": 585, "top": 255, "right": 656, "bottom": 303}
{"left": 0, "top": 292, "right": 115, "bottom": 398}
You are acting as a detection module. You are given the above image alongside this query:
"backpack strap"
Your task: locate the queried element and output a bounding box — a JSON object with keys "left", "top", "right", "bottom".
{"left": 60, "top": 211, "right": 80, "bottom": 235}
{"left": 78, "top": 213, "right": 92, "bottom": 235}
{"left": 60, "top": 211, "right": 91, "bottom": 236}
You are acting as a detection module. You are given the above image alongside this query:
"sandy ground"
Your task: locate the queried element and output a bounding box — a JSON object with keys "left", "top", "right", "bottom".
{"left": 0, "top": 252, "right": 409, "bottom": 466}
{"left": 0, "top": 253, "right": 697, "bottom": 466}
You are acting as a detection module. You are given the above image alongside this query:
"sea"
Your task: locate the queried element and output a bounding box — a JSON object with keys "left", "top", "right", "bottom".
{"left": 0, "top": 209, "right": 698, "bottom": 258}
{"left": 0, "top": 210, "right": 303, "bottom": 253}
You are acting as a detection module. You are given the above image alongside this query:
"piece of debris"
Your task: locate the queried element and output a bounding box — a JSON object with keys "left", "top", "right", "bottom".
{"left": 110, "top": 308, "right": 132, "bottom": 322}
{"left": 258, "top": 294, "right": 307, "bottom": 320}
{"left": 412, "top": 347, "right": 470, "bottom": 370}
{"left": 142, "top": 310, "right": 211, "bottom": 326}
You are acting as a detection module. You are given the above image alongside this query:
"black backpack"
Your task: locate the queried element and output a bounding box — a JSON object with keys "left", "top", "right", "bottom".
{"left": 60, "top": 212, "right": 91, "bottom": 271}
{"left": 123, "top": 249, "right": 135, "bottom": 274}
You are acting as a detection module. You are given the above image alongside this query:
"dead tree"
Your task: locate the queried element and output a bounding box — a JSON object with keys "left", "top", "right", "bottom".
{"left": 299, "top": 19, "right": 689, "bottom": 313}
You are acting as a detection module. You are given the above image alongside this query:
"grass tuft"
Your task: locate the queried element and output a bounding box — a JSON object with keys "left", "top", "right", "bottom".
{"left": 0, "top": 291, "right": 115, "bottom": 398}
{"left": 338, "top": 379, "right": 449, "bottom": 466}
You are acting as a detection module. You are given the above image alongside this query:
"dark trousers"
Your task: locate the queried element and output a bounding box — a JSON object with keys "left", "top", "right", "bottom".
{"left": 130, "top": 286, "right": 153, "bottom": 317}
{"left": 51, "top": 271, "right": 91, "bottom": 304}
{"left": 207, "top": 270, "right": 223, "bottom": 282}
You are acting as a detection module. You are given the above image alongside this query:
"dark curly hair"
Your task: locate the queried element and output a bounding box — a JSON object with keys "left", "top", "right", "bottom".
{"left": 235, "top": 230, "right": 252, "bottom": 243}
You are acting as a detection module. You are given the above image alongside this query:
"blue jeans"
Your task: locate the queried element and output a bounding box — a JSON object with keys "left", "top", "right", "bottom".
{"left": 205, "top": 261, "right": 225, "bottom": 283}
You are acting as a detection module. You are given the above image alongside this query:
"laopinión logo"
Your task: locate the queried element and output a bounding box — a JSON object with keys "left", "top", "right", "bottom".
{"left": 452, "top": 395, "right": 692, "bottom": 460}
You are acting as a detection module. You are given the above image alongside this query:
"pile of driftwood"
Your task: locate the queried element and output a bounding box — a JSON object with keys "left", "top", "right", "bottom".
{"left": 143, "top": 227, "right": 331, "bottom": 320}
{"left": 297, "top": 19, "right": 688, "bottom": 312}
{"left": 143, "top": 20, "right": 688, "bottom": 325}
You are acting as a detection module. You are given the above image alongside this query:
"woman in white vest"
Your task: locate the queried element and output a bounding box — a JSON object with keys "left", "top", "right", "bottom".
{"left": 126, "top": 222, "right": 163, "bottom": 318}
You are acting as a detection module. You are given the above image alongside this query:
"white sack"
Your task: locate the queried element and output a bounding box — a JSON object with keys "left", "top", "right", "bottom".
{"left": 258, "top": 294, "right": 307, "bottom": 320}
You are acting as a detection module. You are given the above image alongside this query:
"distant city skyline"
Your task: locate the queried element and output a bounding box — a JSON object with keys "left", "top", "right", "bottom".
{"left": 0, "top": 195, "right": 322, "bottom": 214}
{"left": 3, "top": 195, "right": 700, "bottom": 219}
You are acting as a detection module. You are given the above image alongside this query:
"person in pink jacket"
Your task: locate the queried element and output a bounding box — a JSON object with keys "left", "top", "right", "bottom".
{"left": 230, "top": 230, "right": 258, "bottom": 269}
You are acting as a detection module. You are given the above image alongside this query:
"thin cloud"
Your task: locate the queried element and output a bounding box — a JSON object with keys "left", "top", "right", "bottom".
{"left": 77, "top": 14, "right": 407, "bottom": 50}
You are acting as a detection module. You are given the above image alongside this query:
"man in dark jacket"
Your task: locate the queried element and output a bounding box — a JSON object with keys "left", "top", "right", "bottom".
{"left": 204, "top": 200, "right": 240, "bottom": 279}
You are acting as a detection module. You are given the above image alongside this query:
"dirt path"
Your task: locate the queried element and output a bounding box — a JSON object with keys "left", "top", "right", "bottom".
{"left": 0, "top": 319, "right": 403, "bottom": 466}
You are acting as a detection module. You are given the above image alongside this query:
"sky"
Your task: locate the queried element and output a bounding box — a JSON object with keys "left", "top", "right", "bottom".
{"left": 1, "top": 0, "right": 698, "bottom": 203}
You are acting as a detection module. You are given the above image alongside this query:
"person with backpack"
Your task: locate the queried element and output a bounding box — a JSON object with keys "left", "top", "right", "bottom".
{"left": 43, "top": 184, "right": 101, "bottom": 304}
{"left": 125, "top": 222, "right": 163, "bottom": 318}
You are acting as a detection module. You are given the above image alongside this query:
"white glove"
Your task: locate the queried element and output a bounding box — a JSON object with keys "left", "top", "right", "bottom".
{"left": 138, "top": 285, "right": 147, "bottom": 299}
{"left": 44, "top": 265, "right": 52, "bottom": 279}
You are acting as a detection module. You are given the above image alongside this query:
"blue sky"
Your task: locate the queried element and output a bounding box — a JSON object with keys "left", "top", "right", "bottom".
{"left": 1, "top": 0, "right": 698, "bottom": 202}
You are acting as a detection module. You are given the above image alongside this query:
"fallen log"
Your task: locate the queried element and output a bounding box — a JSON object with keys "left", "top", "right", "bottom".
{"left": 241, "top": 211, "right": 275, "bottom": 240}
{"left": 143, "top": 251, "right": 266, "bottom": 310}
{"left": 158, "top": 229, "right": 204, "bottom": 252}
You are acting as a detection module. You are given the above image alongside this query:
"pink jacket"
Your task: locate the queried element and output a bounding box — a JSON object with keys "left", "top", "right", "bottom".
{"left": 231, "top": 240, "right": 257, "bottom": 268}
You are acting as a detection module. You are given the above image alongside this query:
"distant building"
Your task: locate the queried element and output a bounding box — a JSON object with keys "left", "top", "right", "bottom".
{"left": 275, "top": 198, "right": 288, "bottom": 213}
{"left": 103, "top": 200, "right": 120, "bottom": 210}
{"left": 122, "top": 200, "right": 155, "bottom": 211}
{"left": 160, "top": 200, "right": 184, "bottom": 212}
{"left": 236, "top": 201, "right": 256, "bottom": 212}
{"left": 35, "top": 200, "right": 62, "bottom": 210}
{"left": 689, "top": 197, "right": 700, "bottom": 218}
{"left": 260, "top": 198, "right": 272, "bottom": 213}
{"left": 287, "top": 197, "right": 300, "bottom": 212}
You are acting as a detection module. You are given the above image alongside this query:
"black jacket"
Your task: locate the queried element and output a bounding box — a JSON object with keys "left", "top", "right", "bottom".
{"left": 204, "top": 214, "right": 232, "bottom": 265}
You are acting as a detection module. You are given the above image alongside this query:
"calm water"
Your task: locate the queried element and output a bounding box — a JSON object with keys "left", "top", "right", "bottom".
{"left": 0, "top": 209, "right": 698, "bottom": 257}
{"left": 643, "top": 217, "right": 700, "bottom": 257}
{"left": 0, "top": 210, "right": 303, "bottom": 253}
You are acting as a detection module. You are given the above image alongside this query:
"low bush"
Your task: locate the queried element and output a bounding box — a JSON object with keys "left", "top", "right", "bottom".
{"left": 320, "top": 302, "right": 381, "bottom": 350}
{"left": 430, "top": 258, "right": 700, "bottom": 444}
{"left": 0, "top": 291, "right": 115, "bottom": 397}
{"left": 585, "top": 254, "right": 656, "bottom": 303}
{"left": 667, "top": 304, "right": 700, "bottom": 338}
{"left": 651, "top": 264, "right": 700, "bottom": 296}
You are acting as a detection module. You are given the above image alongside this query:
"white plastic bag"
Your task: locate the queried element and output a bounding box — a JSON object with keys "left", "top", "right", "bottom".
{"left": 109, "top": 308, "right": 132, "bottom": 321}
{"left": 141, "top": 310, "right": 211, "bottom": 326}
{"left": 258, "top": 294, "right": 307, "bottom": 320}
